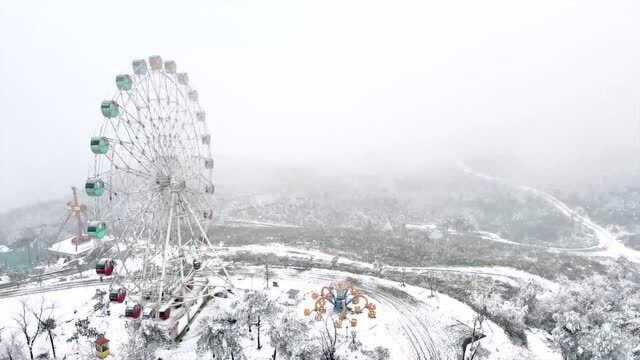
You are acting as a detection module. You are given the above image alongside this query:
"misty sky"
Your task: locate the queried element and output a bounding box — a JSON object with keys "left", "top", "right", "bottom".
{"left": 1, "top": 0, "right": 640, "bottom": 210}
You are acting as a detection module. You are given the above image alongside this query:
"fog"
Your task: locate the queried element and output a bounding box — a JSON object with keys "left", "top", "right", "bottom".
{"left": 2, "top": 0, "right": 640, "bottom": 210}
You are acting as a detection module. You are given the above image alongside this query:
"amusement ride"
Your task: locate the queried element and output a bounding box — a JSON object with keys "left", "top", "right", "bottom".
{"left": 304, "top": 280, "right": 377, "bottom": 328}
{"left": 84, "top": 56, "right": 227, "bottom": 326}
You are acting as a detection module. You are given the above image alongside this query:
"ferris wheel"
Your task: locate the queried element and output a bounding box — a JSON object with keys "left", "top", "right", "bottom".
{"left": 85, "top": 55, "right": 225, "bottom": 320}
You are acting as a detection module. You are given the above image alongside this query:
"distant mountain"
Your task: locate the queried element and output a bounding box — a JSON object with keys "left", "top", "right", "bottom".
{"left": 0, "top": 198, "right": 66, "bottom": 245}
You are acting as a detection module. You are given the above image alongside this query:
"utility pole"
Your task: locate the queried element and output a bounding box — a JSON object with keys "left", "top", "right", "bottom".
{"left": 265, "top": 263, "right": 270, "bottom": 289}
{"left": 253, "top": 315, "right": 262, "bottom": 350}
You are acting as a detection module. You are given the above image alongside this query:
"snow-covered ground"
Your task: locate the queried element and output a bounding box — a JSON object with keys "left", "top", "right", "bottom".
{"left": 0, "top": 274, "right": 10, "bottom": 285}
{"left": 223, "top": 217, "right": 300, "bottom": 228}
{"left": 473, "top": 230, "right": 523, "bottom": 246}
{"left": 223, "top": 243, "right": 558, "bottom": 291}
{"left": 0, "top": 264, "right": 558, "bottom": 360}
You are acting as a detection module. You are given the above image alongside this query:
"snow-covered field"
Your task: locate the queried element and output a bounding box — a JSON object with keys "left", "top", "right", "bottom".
{"left": 222, "top": 243, "right": 558, "bottom": 291}
{"left": 0, "top": 244, "right": 561, "bottom": 360}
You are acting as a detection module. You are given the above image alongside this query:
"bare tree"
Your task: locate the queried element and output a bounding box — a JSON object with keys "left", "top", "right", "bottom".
{"left": 373, "top": 259, "right": 384, "bottom": 277}
{"left": 319, "top": 318, "right": 339, "bottom": 360}
{"left": 32, "top": 302, "right": 57, "bottom": 359}
{"left": 424, "top": 272, "right": 437, "bottom": 297}
{"left": 461, "top": 313, "right": 486, "bottom": 360}
{"left": 13, "top": 300, "right": 44, "bottom": 360}
{"left": 330, "top": 256, "right": 339, "bottom": 269}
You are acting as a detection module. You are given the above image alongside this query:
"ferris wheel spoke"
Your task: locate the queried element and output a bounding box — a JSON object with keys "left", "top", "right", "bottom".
{"left": 104, "top": 114, "right": 166, "bottom": 176}
{"left": 115, "top": 105, "right": 173, "bottom": 174}
{"left": 123, "top": 82, "right": 173, "bottom": 161}
{"left": 105, "top": 146, "right": 154, "bottom": 179}
{"left": 117, "top": 109, "right": 166, "bottom": 168}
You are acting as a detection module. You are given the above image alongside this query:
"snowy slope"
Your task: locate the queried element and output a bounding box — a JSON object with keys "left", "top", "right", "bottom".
{"left": 459, "top": 162, "right": 640, "bottom": 262}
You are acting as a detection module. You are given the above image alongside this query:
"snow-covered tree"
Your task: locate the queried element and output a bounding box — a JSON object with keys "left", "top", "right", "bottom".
{"left": 121, "top": 324, "right": 155, "bottom": 360}
{"left": 269, "top": 315, "right": 317, "bottom": 359}
{"left": 197, "top": 317, "right": 244, "bottom": 360}
{"left": 243, "top": 291, "right": 277, "bottom": 334}
{"left": 365, "top": 346, "right": 390, "bottom": 360}
{"left": 0, "top": 330, "right": 26, "bottom": 360}
{"left": 533, "top": 269, "right": 640, "bottom": 360}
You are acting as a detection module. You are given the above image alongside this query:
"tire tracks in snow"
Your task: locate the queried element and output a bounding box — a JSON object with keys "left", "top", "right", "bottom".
{"left": 293, "top": 269, "right": 455, "bottom": 360}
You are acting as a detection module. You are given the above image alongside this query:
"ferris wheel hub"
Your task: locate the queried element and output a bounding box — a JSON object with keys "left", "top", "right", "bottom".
{"left": 155, "top": 175, "right": 187, "bottom": 192}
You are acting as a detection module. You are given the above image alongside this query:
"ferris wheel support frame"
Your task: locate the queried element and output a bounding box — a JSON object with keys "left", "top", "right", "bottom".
{"left": 181, "top": 193, "right": 213, "bottom": 247}
{"left": 158, "top": 191, "right": 176, "bottom": 304}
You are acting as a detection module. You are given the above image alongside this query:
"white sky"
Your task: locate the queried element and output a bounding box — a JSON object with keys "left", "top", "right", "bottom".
{"left": 2, "top": 0, "right": 640, "bottom": 209}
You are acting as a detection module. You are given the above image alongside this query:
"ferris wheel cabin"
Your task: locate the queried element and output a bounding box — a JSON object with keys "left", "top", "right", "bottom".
{"left": 125, "top": 304, "right": 142, "bottom": 319}
{"left": 164, "top": 60, "right": 176, "bottom": 74}
{"left": 159, "top": 307, "right": 171, "bottom": 320}
{"left": 95, "top": 258, "right": 114, "bottom": 276}
{"left": 196, "top": 111, "right": 206, "bottom": 122}
{"left": 115, "top": 74, "right": 133, "bottom": 91}
{"left": 148, "top": 55, "right": 163, "bottom": 71}
{"left": 87, "top": 221, "right": 107, "bottom": 239}
{"left": 85, "top": 178, "right": 105, "bottom": 197}
{"left": 90, "top": 136, "right": 110, "bottom": 154}
{"left": 177, "top": 73, "right": 189, "bottom": 85}
{"left": 100, "top": 100, "right": 119, "bottom": 118}
{"left": 192, "top": 259, "right": 202, "bottom": 270}
{"left": 109, "top": 287, "right": 127, "bottom": 303}
{"left": 132, "top": 59, "right": 148, "bottom": 75}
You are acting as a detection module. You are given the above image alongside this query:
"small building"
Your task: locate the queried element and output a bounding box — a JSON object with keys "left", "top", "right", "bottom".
{"left": 95, "top": 336, "right": 110, "bottom": 359}
{"left": 281, "top": 289, "right": 301, "bottom": 306}
{"left": 48, "top": 236, "right": 96, "bottom": 258}
{"left": 286, "top": 289, "right": 300, "bottom": 300}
